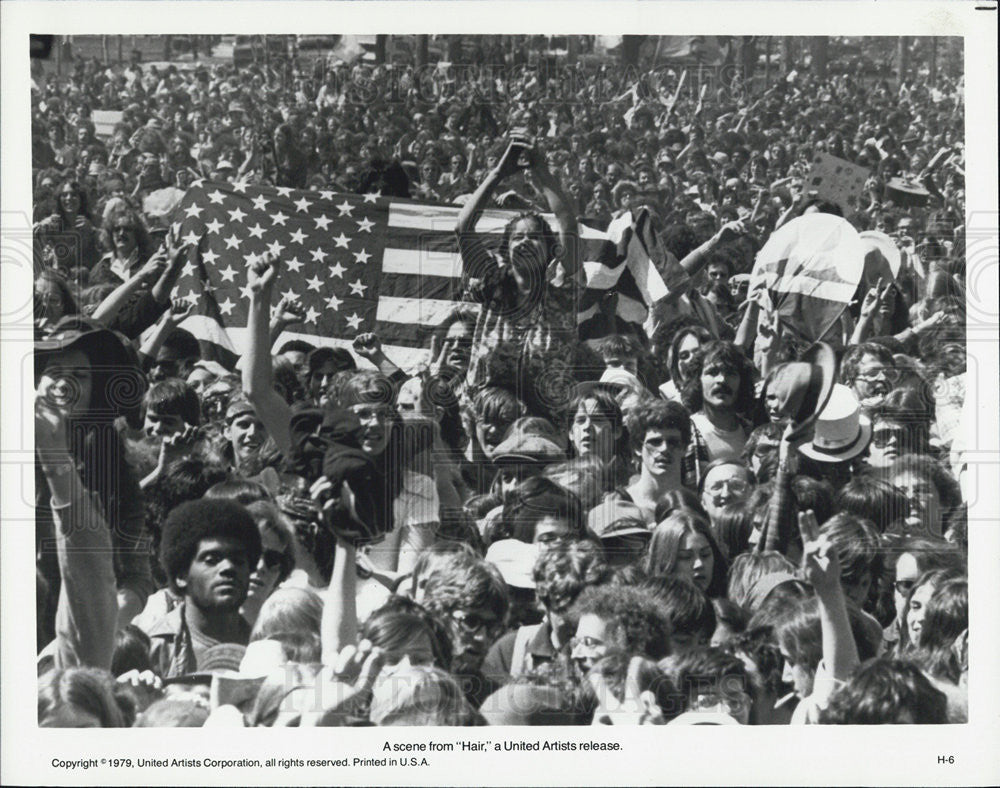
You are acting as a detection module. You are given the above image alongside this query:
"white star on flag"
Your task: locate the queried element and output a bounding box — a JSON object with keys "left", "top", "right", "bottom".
{"left": 314, "top": 215, "right": 332, "bottom": 230}
{"left": 281, "top": 288, "right": 298, "bottom": 304}
{"left": 319, "top": 191, "right": 335, "bottom": 201}
{"left": 244, "top": 251, "right": 260, "bottom": 267}
{"left": 266, "top": 240, "right": 286, "bottom": 257}
{"left": 286, "top": 256, "right": 304, "bottom": 273}
{"left": 276, "top": 187, "right": 292, "bottom": 197}
{"left": 310, "top": 249, "right": 326, "bottom": 263}
{"left": 247, "top": 223, "right": 266, "bottom": 239}
{"left": 219, "top": 265, "right": 238, "bottom": 283}
{"left": 289, "top": 229, "right": 307, "bottom": 244}
{"left": 327, "top": 261, "right": 345, "bottom": 278}
{"left": 363, "top": 192, "right": 380, "bottom": 203}
{"left": 182, "top": 290, "right": 201, "bottom": 306}
{"left": 333, "top": 232, "right": 350, "bottom": 248}
{"left": 182, "top": 231, "right": 202, "bottom": 247}
{"left": 348, "top": 279, "right": 367, "bottom": 296}
{"left": 336, "top": 200, "right": 354, "bottom": 217}
{"left": 232, "top": 181, "right": 249, "bottom": 193}
{"left": 208, "top": 190, "right": 225, "bottom": 204}
{"left": 304, "top": 306, "right": 320, "bottom": 324}
{"left": 353, "top": 249, "right": 372, "bottom": 264}
{"left": 239, "top": 282, "right": 254, "bottom": 301}
{"left": 294, "top": 197, "right": 311, "bottom": 212}
{"left": 252, "top": 195, "right": 269, "bottom": 211}
{"left": 201, "top": 249, "right": 219, "bottom": 266}
{"left": 306, "top": 274, "right": 323, "bottom": 292}
{"left": 182, "top": 260, "right": 197, "bottom": 278}
{"left": 224, "top": 234, "right": 242, "bottom": 250}
{"left": 271, "top": 211, "right": 289, "bottom": 226}
{"left": 205, "top": 218, "right": 223, "bottom": 234}
{"left": 356, "top": 217, "right": 375, "bottom": 233}
{"left": 326, "top": 293, "right": 343, "bottom": 311}
{"left": 228, "top": 206, "right": 247, "bottom": 222}
{"left": 345, "top": 313, "right": 363, "bottom": 330}
{"left": 184, "top": 203, "right": 203, "bottom": 219}
{"left": 219, "top": 298, "right": 236, "bottom": 315}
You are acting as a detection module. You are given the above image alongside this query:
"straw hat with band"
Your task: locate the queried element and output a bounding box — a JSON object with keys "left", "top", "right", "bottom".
{"left": 798, "top": 384, "right": 872, "bottom": 463}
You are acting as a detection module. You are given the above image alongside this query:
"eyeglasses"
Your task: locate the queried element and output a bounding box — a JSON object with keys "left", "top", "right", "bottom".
{"left": 707, "top": 479, "right": 750, "bottom": 495}
{"left": 569, "top": 635, "right": 605, "bottom": 651}
{"left": 261, "top": 549, "right": 286, "bottom": 570}
{"left": 856, "top": 367, "right": 900, "bottom": 384}
{"left": 872, "top": 428, "right": 909, "bottom": 448}
{"left": 450, "top": 610, "right": 503, "bottom": 638}
{"left": 894, "top": 579, "right": 916, "bottom": 596}
{"left": 112, "top": 226, "right": 135, "bottom": 236}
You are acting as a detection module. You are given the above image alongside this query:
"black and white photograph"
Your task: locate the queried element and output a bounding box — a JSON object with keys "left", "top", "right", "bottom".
{"left": 2, "top": 2, "right": 998, "bottom": 785}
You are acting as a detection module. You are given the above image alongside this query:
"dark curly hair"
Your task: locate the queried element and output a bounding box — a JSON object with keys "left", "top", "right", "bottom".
{"left": 420, "top": 554, "right": 509, "bottom": 622}
{"left": 159, "top": 499, "right": 262, "bottom": 586}
{"left": 571, "top": 585, "right": 672, "bottom": 661}
{"left": 680, "top": 341, "right": 756, "bottom": 416}
{"left": 626, "top": 399, "right": 692, "bottom": 454}
{"left": 533, "top": 540, "right": 611, "bottom": 613}
{"left": 820, "top": 658, "right": 949, "bottom": 724}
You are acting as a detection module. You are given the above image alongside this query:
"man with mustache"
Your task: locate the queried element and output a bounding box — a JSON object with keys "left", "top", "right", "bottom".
{"left": 144, "top": 499, "right": 261, "bottom": 679}
{"left": 680, "top": 340, "right": 756, "bottom": 490}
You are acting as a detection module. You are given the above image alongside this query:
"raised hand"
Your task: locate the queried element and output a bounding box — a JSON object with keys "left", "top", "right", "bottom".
{"left": 858, "top": 277, "right": 891, "bottom": 320}
{"left": 272, "top": 293, "right": 305, "bottom": 326}
{"left": 494, "top": 129, "right": 533, "bottom": 180}
{"left": 248, "top": 251, "right": 279, "bottom": 294}
{"left": 715, "top": 219, "right": 747, "bottom": 245}
{"left": 168, "top": 299, "right": 197, "bottom": 325}
{"left": 352, "top": 332, "right": 383, "bottom": 361}
{"left": 797, "top": 509, "right": 841, "bottom": 597}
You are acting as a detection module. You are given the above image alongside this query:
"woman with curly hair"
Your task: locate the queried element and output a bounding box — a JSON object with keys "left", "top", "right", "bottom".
{"left": 34, "top": 179, "right": 102, "bottom": 272}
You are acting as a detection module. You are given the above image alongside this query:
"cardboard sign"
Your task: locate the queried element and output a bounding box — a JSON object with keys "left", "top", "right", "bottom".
{"left": 91, "top": 109, "right": 123, "bottom": 140}
{"left": 803, "top": 153, "right": 870, "bottom": 213}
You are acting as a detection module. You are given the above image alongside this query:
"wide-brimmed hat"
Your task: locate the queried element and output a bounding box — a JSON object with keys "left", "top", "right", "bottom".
{"left": 798, "top": 384, "right": 872, "bottom": 463}
{"left": 764, "top": 342, "right": 837, "bottom": 442}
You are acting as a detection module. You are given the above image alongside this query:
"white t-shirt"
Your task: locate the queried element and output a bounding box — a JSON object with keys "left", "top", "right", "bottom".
{"left": 690, "top": 412, "right": 747, "bottom": 462}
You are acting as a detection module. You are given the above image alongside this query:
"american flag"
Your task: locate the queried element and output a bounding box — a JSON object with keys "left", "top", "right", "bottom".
{"left": 168, "top": 180, "right": 676, "bottom": 371}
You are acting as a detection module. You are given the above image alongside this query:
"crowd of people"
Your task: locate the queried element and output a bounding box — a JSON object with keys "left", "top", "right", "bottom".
{"left": 32, "top": 36, "right": 970, "bottom": 728}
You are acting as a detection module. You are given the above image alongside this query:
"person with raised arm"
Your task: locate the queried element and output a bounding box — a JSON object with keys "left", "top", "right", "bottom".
{"left": 243, "top": 252, "right": 293, "bottom": 456}
{"left": 456, "top": 129, "right": 582, "bottom": 421}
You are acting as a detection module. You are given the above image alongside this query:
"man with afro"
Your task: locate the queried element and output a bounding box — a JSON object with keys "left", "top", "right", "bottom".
{"left": 144, "top": 499, "right": 261, "bottom": 678}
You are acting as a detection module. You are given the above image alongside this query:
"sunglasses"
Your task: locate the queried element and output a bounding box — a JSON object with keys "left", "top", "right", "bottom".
{"left": 262, "top": 549, "right": 285, "bottom": 570}
{"left": 872, "top": 428, "right": 908, "bottom": 449}
{"left": 894, "top": 579, "right": 916, "bottom": 596}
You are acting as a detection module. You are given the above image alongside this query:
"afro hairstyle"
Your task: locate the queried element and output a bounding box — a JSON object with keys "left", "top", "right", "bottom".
{"left": 159, "top": 499, "right": 262, "bottom": 586}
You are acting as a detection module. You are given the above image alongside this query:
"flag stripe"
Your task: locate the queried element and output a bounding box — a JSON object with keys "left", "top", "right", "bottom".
{"left": 171, "top": 182, "right": 674, "bottom": 368}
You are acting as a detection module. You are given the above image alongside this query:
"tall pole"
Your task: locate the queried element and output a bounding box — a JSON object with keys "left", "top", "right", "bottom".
{"left": 416, "top": 35, "right": 428, "bottom": 69}
{"left": 764, "top": 37, "right": 771, "bottom": 92}
{"left": 56, "top": 34, "right": 63, "bottom": 75}
{"left": 117, "top": 35, "right": 124, "bottom": 64}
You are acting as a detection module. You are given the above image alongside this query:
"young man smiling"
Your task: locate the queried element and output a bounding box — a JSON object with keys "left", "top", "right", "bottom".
{"left": 144, "top": 499, "right": 261, "bottom": 678}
